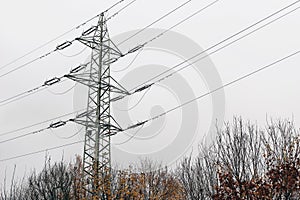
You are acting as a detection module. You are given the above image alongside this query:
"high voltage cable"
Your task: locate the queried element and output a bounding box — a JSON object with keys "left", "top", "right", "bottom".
{"left": 0, "top": 109, "right": 84, "bottom": 137}
{"left": 0, "top": 0, "right": 218, "bottom": 107}
{"left": 1, "top": 49, "right": 299, "bottom": 153}
{"left": 0, "top": 0, "right": 195, "bottom": 105}
{"left": 1, "top": 0, "right": 298, "bottom": 102}
{"left": 110, "top": 4, "right": 300, "bottom": 120}
{"left": 116, "top": 0, "right": 192, "bottom": 46}
{"left": 108, "top": 0, "right": 300, "bottom": 102}
{"left": 1, "top": 0, "right": 298, "bottom": 135}
{"left": 0, "top": 0, "right": 191, "bottom": 81}
{"left": 104, "top": 0, "right": 127, "bottom": 13}
{"left": 1, "top": 1, "right": 299, "bottom": 164}
{"left": 129, "top": 3, "right": 300, "bottom": 94}
{"left": 0, "top": 128, "right": 50, "bottom": 144}
{"left": 140, "top": 0, "right": 220, "bottom": 47}
{"left": 117, "top": 49, "right": 300, "bottom": 137}
{"left": 0, "top": 0, "right": 298, "bottom": 138}
{"left": 0, "top": 119, "right": 76, "bottom": 144}
{"left": 0, "top": 87, "right": 48, "bottom": 108}
{"left": 0, "top": 141, "right": 84, "bottom": 162}
{"left": 106, "top": 0, "right": 139, "bottom": 22}
{"left": 0, "top": 47, "right": 138, "bottom": 107}
{"left": 128, "top": 0, "right": 300, "bottom": 93}
{"left": 0, "top": 0, "right": 127, "bottom": 72}
{"left": 0, "top": 0, "right": 138, "bottom": 79}
{"left": 1, "top": 48, "right": 299, "bottom": 159}
{"left": 146, "top": 49, "right": 300, "bottom": 123}
{"left": 4, "top": 0, "right": 287, "bottom": 105}
{"left": 0, "top": 71, "right": 76, "bottom": 108}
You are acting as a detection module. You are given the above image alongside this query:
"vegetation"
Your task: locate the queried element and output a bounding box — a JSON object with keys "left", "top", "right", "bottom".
{"left": 1, "top": 118, "right": 300, "bottom": 199}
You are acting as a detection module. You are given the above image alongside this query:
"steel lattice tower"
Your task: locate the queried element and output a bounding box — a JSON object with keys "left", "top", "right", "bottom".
{"left": 68, "top": 13, "right": 128, "bottom": 198}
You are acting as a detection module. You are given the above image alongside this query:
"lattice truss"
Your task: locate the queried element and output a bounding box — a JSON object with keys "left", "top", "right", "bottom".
{"left": 65, "top": 13, "right": 129, "bottom": 196}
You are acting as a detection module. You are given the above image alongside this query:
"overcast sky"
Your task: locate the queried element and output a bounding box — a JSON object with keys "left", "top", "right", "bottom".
{"left": 0, "top": 0, "right": 300, "bottom": 182}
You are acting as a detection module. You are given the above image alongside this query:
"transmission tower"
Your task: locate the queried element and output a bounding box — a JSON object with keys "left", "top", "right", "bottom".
{"left": 66, "top": 13, "right": 129, "bottom": 198}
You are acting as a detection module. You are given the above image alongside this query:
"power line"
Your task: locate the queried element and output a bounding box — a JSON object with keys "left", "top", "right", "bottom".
{"left": 1, "top": 0, "right": 298, "bottom": 137}
{"left": 0, "top": 0, "right": 129, "bottom": 72}
{"left": 1, "top": 0, "right": 299, "bottom": 146}
{"left": 0, "top": 119, "right": 77, "bottom": 144}
{"left": 0, "top": 0, "right": 138, "bottom": 80}
{"left": 0, "top": 63, "right": 89, "bottom": 107}
{"left": 0, "top": 49, "right": 59, "bottom": 79}
{"left": 106, "top": 0, "right": 140, "bottom": 22}
{"left": 141, "top": 0, "right": 220, "bottom": 47}
{"left": 0, "top": 0, "right": 218, "bottom": 107}
{"left": 128, "top": 0, "right": 300, "bottom": 93}
{"left": 0, "top": 87, "right": 48, "bottom": 108}
{"left": 2, "top": 48, "right": 300, "bottom": 145}
{"left": 0, "top": 109, "right": 84, "bottom": 137}
{"left": 0, "top": 85, "right": 45, "bottom": 105}
{"left": 134, "top": 3, "right": 300, "bottom": 93}
{"left": 104, "top": 0, "right": 127, "bottom": 13}
{"left": 0, "top": 77, "right": 61, "bottom": 107}
{"left": 143, "top": 49, "right": 300, "bottom": 126}
{"left": 116, "top": 0, "right": 192, "bottom": 46}
{"left": 0, "top": 128, "right": 49, "bottom": 145}
{"left": 0, "top": 141, "right": 83, "bottom": 162}
{"left": 107, "top": 0, "right": 300, "bottom": 103}
{"left": 1, "top": 49, "right": 299, "bottom": 161}
{"left": 1, "top": 0, "right": 298, "bottom": 124}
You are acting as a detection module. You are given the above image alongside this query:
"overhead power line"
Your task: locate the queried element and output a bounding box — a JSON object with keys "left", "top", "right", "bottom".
{"left": 146, "top": 50, "right": 300, "bottom": 123}
{"left": 0, "top": 87, "right": 48, "bottom": 109}
{"left": 0, "top": 0, "right": 127, "bottom": 72}
{"left": 0, "top": 0, "right": 139, "bottom": 79}
{"left": 0, "top": 47, "right": 300, "bottom": 144}
{"left": 0, "top": 63, "right": 89, "bottom": 107}
{"left": 1, "top": 3, "right": 299, "bottom": 193}
{"left": 1, "top": 0, "right": 299, "bottom": 136}
{"left": 106, "top": 0, "right": 140, "bottom": 22}
{"left": 140, "top": 0, "right": 220, "bottom": 47}
{"left": 13, "top": 0, "right": 300, "bottom": 107}
{"left": 0, "top": 109, "right": 141, "bottom": 144}
{"left": 116, "top": 0, "right": 192, "bottom": 46}
{"left": 128, "top": 0, "right": 300, "bottom": 93}
{"left": 0, "top": 0, "right": 132, "bottom": 72}
{"left": 1, "top": 49, "right": 299, "bottom": 145}
{"left": 103, "top": 0, "right": 300, "bottom": 102}
{"left": 0, "top": 128, "right": 50, "bottom": 145}
{"left": 0, "top": 0, "right": 218, "bottom": 107}
{"left": 0, "top": 141, "right": 84, "bottom": 162}
{"left": 0, "top": 109, "right": 84, "bottom": 137}
{"left": 129, "top": 2, "right": 300, "bottom": 94}
{"left": 0, "top": 0, "right": 299, "bottom": 146}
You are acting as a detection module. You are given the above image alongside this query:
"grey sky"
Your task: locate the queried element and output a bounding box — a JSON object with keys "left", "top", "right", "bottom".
{"left": 0, "top": 0, "right": 300, "bottom": 181}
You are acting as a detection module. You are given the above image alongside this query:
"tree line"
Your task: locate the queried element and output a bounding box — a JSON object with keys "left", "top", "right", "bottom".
{"left": 1, "top": 118, "right": 300, "bottom": 199}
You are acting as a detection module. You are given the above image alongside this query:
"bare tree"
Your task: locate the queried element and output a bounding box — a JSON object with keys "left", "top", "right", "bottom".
{"left": 262, "top": 120, "right": 300, "bottom": 199}
{"left": 179, "top": 118, "right": 300, "bottom": 199}
{"left": 2, "top": 118, "right": 300, "bottom": 200}
{"left": 179, "top": 149, "right": 217, "bottom": 200}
